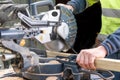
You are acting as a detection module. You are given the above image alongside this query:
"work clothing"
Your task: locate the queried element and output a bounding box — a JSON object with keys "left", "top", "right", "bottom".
{"left": 67, "top": 0, "right": 99, "bottom": 14}
{"left": 97, "top": 0, "right": 120, "bottom": 79}
{"left": 101, "top": 28, "right": 120, "bottom": 56}
{"left": 73, "top": 2, "right": 101, "bottom": 52}
{"left": 56, "top": 0, "right": 101, "bottom": 53}
{"left": 100, "top": 0, "right": 120, "bottom": 35}
{"left": 65, "top": 0, "right": 120, "bottom": 79}
{"left": 101, "top": 28, "right": 120, "bottom": 80}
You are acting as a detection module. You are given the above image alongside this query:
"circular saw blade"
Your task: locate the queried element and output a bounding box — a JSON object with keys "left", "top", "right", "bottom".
{"left": 44, "top": 6, "right": 77, "bottom": 52}
{"left": 44, "top": 39, "right": 68, "bottom": 52}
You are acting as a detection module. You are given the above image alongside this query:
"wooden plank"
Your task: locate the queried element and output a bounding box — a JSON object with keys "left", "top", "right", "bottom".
{"left": 46, "top": 50, "right": 72, "bottom": 57}
{"left": 95, "top": 58, "right": 120, "bottom": 72}
{"left": 46, "top": 50, "right": 120, "bottom": 72}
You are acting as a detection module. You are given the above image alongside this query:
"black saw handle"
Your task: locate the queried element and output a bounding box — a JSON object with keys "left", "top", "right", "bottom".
{"left": 30, "top": 0, "right": 54, "bottom": 16}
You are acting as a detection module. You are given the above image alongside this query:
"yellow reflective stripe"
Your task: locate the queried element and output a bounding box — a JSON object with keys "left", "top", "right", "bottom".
{"left": 86, "top": 0, "right": 99, "bottom": 7}
{"left": 100, "top": 0, "right": 120, "bottom": 35}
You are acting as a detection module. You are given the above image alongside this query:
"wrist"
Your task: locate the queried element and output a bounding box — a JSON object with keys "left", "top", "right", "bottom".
{"left": 97, "top": 46, "right": 108, "bottom": 56}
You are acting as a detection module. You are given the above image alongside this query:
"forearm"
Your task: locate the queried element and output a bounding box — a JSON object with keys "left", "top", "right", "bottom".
{"left": 67, "top": 0, "right": 86, "bottom": 14}
{"left": 101, "top": 28, "right": 120, "bottom": 56}
{"left": 67, "top": 0, "right": 99, "bottom": 14}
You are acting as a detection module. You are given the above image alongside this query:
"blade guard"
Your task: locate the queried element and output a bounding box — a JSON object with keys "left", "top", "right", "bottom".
{"left": 44, "top": 6, "right": 77, "bottom": 52}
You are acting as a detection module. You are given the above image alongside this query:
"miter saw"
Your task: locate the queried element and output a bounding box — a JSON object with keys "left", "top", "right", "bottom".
{"left": 0, "top": 0, "right": 77, "bottom": 79}
{"left": 0, "top": 0, "right": 77, "bottom": 52}
{"left": 0, "top": 0, "right": 114, "bottom": 80}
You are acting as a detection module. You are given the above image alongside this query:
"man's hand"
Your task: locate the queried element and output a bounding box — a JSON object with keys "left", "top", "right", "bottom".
{"left": 56, "top": 3, "right": 74, "bottom": 12}
{"left": 76, "top": 46, "right": 107, "bottom": 70}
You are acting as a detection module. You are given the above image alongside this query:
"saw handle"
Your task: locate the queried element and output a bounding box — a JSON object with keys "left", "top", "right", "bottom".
{"left": 30, "top": 0, "right": 54, "bottom": 16}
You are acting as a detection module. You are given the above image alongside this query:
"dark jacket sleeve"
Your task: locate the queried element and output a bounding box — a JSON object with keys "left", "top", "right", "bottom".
{"left": 67, "top": 0, "right": 100, "bottom": 14}
{"left": 67, "top": 0, "right": 86, "bottom": 14}
{"left": 101, "top": 28, "right": 120, "bottom": 56}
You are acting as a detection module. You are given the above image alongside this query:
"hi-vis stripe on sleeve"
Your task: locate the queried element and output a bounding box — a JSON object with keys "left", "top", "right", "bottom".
{"left": 86, "top": 0, "right": 99, "bottom": 8}
{"left": 102, "top": 8, "right": 120, "bottom": 18}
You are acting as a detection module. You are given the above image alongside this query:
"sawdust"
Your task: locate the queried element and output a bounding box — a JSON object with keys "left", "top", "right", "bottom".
{"left": 46, "top": 76, "right": 58, "bottom": 80}
{"left": 0, "top": 69, "right": 24, "bottom": 80}
{"left": 0, "top": 77, "right": 24, "bottom": 80}
{"left": 0, "top": 69, "right": 14, "bottom": 75}
{"left": 48, "top": 60, "right": 60, "bottom": 64}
